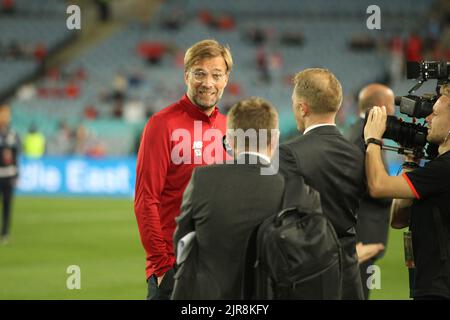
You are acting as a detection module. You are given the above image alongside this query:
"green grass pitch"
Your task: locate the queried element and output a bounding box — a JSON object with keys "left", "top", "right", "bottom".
{"left": 0, "top": 196, "right": 410, "bottom": 299}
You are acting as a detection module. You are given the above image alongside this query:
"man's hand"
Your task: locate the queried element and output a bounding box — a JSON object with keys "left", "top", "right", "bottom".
{"left": 364, "top": 106, "right": 387, "bottom": 142}
{"left": 356, "top": 242, "right": 385, "bottom": 263}
{"left": 157, "top": 273, "right": 165, "bottom": 286}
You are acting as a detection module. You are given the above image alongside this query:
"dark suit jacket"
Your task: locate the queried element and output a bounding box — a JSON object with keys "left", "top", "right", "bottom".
{"left": 279, "top": 125, "right": 366, "bottom": 241}
{"left": 171, "top": 154, "right": 317, "bottom": 299}
{"left": 279, "top": 125, "right": 366, "bottom": 299}
{"left": 345, "top": 119, "right": 391, "bottom": 256}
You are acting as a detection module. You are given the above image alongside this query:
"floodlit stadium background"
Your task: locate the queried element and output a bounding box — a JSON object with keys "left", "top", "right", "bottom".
{"left": 1, "top": 0, "right": 448, "bottom": 299}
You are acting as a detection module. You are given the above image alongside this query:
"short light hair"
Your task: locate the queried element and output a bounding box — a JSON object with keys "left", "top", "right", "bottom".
{"left": 227, "top": 97, "right": 278, "bottom": 150}
{"left": 184, "top": 39, "right": 233, "bottom": 73}
{"left": 293, "top": 68, "right": 343, "bottom": 113}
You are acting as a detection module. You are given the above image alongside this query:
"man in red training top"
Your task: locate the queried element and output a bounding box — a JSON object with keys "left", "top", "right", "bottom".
{"left": 134, "top": 39, "right": 233, "bottom": 300}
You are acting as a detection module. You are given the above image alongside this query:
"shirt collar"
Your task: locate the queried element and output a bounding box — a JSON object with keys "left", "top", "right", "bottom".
{"left": 303, "top": 123, "right": 336, "bottom": 135}
{"left": 238, "top": 151, "right": 271, "bottom": 164}
{"left": 181, "top": 94, "right": 219, "bottom": 123}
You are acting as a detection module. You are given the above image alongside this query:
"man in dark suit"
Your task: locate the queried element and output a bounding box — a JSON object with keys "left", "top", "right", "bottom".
{"left": 279, "top": 68, "right": 366, "bottom": 299}
{"left": 345, "top": 83, "right": 395, "bottom": 299}
{"left": 171, "top": 97, "right": 318, "bottom": 299}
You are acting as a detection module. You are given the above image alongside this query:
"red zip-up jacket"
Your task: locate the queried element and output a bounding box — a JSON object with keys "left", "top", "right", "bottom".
{"left": 134, "top": 95, "right": 228, "bottom": 279}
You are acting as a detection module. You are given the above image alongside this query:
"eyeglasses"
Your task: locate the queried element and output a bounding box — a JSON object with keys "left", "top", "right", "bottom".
{"left": 191, "top": 71, "right": 226, "bottom": 84}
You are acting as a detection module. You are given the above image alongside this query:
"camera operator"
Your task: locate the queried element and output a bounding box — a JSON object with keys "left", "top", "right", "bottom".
{"left": 364, "top": 84, "right": 450, "bottom": 300}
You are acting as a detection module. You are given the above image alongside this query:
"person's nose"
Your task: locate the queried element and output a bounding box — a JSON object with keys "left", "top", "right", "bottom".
{"left": 202, "top": 75, "right": 214, "bottom": 87}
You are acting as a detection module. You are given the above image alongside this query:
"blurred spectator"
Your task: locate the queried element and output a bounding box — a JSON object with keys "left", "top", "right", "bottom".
{"left": 112, "top": 101, "right": 124, "bottom": 119}
{"left": 65, "top": 81, "right": 80, "bottom": 99}
{"left": 127, "top": 69, "right": 144, "bottom": 88}
{"left": 389, "top": 35, "right": 404, "bottom": 87}
{"left": 33, "top": 42, "right": 47, "bottom": 62}
{"left": 245, "top": 27, "right": 267, "bottom": 45}
{"left": 162, "top": 7, "right": 185, "bottom": 30}
{"left": 256, "top": 47, "right": 271, "bottom": 83}
{"left": 86, "top": 142, "right": 106, "bottom": 158}
{"left": 123, "top": 98, "right": 145, "bottom": 123}
{"left": 23, "top": 124, "right": 45, "bottom": 158}
{"left": 198, "top": 10, "right": 214, "bottom": 27}
{"left": 137, "top": 42, "right": 166, "bottom": 65}
{"left": 226, "top": 82, "right": 242, "bottom": 97}
{"left": 83, "top": 104, "right": 98, "bottom": 120}
{"left": 405, "top": 32, "right": 423, "bottom": 62}
{"left": 0, "top": 103, "right": 20, "bottom": 245}
{"left": 216, "top": 14, "right": 235, "bottom": 31}
{"left": 16, "top": 83, "right": 36, "bottom": 101}
{"left": 281, "top": 31, "right": 305, "bottom": 46}
{"left": 47, "top": 67, "right": 61, "bottom": 82}
{"left": 47, "top": 121, "right": 74, "bottom": 156}
{"left": 1, "top": 0, "right": 15, "bottom": 14}
{"left": 74, "top": 125, "right": 103, "bottom": 156}
{"left": 268, "top": 51, "right": 283, "bottom": 81}
{"left": 74, "top": 66, "right": 88, "bottom": 81}
{"left": 112, "top": 73, "right": 127, "bottom": 102}
{"left": 8, "top": 40, "right": 25, "bottom": 59}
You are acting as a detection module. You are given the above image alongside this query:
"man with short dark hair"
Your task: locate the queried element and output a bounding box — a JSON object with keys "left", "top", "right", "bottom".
{"left": 279, "top": 68, "right": 366, "bottom": 299}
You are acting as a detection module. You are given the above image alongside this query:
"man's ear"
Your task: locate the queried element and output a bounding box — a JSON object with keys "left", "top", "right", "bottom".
{"left": 184, "top": 71, "right": 189, "bottom": 86}
{"left": 300, "top": 102, "right": 309, "bottom": 117}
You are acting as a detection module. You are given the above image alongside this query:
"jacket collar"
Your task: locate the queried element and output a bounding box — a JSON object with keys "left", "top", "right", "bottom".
{"left": 180, "top": 94, "right": 219, "bottom": 123}
{"left": 235, "top": 152, "right": 272, "bottom": 167}
{"left": 303, "top": 125, "right": 341, "bottom": 136}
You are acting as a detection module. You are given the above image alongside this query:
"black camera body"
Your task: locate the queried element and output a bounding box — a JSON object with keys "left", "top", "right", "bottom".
{"left": 394, "top": 94, "right": 436, "bottom": 119}
{"left": 380, "top": 61, "right": 449, "bottom": 159}
{"left": 407, "top": 61, "right": 450, "bottom": 83}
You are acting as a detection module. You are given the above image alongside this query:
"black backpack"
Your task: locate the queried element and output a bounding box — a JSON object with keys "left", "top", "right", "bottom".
{"left": 243, "top": 196, "right": 343, "bottom": 299}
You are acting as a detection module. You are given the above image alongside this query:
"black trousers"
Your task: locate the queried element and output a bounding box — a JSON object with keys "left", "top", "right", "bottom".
{"left": 0, "top": 178, "right": 14, "bottom": 237}
{"left": 146, "top": 268, "right": 175, "bottom": 300}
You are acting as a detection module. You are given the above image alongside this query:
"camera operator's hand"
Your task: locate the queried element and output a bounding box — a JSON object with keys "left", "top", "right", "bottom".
{"left": 364, "top": 106, "right": 387, "bottom": 142}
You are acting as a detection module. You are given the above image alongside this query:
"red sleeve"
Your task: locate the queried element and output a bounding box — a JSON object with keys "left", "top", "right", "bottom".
{"left": 134, "top": 115, "right": 173, "bottom": 276}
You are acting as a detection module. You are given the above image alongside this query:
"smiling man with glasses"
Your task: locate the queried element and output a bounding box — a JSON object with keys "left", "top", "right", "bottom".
{"left": 184, "top": 50, "right": 230, "bottom": 115}
{"left": 134, "top": 39, "right": 233, "bottom": 300}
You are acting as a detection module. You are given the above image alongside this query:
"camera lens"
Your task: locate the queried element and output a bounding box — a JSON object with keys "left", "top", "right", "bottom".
{"left": 384, "top": 116, "right": 428, "bottom": 148}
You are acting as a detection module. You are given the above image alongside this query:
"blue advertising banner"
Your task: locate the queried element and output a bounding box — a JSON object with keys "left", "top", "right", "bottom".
{"left": 15, "top": 156, "right": 404, "bottom": 197}
{"left": 16, "top": 156, "right": 137, "bottom": 197}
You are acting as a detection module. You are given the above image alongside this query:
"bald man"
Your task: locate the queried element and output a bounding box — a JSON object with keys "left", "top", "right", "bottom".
{"left": 347, "top": 84, "right": 395, "bottom": 153}
{"left": 345, "top": 83, "right": 395, "bottom": 299}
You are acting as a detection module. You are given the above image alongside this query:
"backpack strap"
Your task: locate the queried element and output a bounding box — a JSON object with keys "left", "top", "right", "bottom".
{"left": 432, "top": 205, "right": 449, "bottom": 261}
